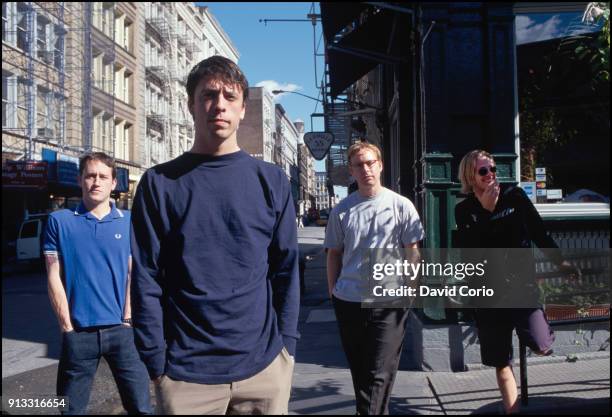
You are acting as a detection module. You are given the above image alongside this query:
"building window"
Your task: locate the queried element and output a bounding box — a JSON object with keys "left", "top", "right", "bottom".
{"left": 2, "top": 71, "right": 16, "bottom": 128}
{"left": 516, "top": 6, "right": 609, "bottom": 203}
{"left": 16, "top": 77, "right": 28, "bottom": 129}
{"left": 16, "top": 3, "right": 29, "bottom": 51}
{"left": 2, "top": 3, "right": 17, "bottom": 45}
{"left": 124, "top": 72, "right": 131, "bottom": 105}
{"left": 123, "top": 21, "right": 131, "bottom": 51}
{"left": 53, "top": 24, "right": 63, "bottom": 69}
{"left": 114, "top": 120, "right": 130, "bottom": 161}
{"left": 104, "top": 59, "right": 113, "bottom": 94}
{"left": 103, "top": 5, "right": 114, "bottom": 38}
{"left": 93, "top": 112, "right": 114, "bottom": 152}
{"left": 36, "top": 86, "right": 51, "bottom": 131}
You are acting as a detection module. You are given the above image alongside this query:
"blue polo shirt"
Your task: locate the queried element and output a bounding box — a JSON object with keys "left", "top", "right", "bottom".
{"left": 43, "top": 202, "right": 131, "bottom": 328}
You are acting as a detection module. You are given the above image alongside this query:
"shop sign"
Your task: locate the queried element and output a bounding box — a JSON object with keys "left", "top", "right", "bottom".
{"left": 519, "top": 182, "right": 536, "bottom": 203}
{"left": 2, "top": 161, "right": 48, "bottom": 188}
{"left": 57, "top": 153, "right": 79, "bottom": 187}
{"left": 304, "top": 132, "right": 334, "bottom": 160}
{"left": 42, "top": 148, "right": 79, "bottom": 187}
{"left": 546, "top": 189, "right": 563, "bottom": 200}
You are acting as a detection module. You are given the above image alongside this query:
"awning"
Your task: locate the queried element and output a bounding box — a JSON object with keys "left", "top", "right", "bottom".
{"left": 322, "top": 3, "right": 414, "bottom": 97}
{"left": 320, "top": 3, "right": 369, "bottom": 42}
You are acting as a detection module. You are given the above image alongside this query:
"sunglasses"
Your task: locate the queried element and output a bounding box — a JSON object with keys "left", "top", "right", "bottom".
{"left": 477, "top": 166, "right": 497, "bottom": 176}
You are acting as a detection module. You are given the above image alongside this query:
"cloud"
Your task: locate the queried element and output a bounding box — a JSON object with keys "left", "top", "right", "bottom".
{"left": 516, "top": 15, "right": 563, "bottom": 45}
{"left": 255, "top": 80, "right": 301, "bottom": 101}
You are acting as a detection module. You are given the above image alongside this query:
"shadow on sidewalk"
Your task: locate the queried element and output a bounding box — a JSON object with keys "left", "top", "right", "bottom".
{"left": 471, "top": 396, "right": 610, "bottom": 415}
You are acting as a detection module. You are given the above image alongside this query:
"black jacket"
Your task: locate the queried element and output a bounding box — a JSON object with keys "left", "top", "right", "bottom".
{"left": 455, "top": 184, "right": 561, "bottom": 254}
{"left": 455, "top": 185, "right": 563, "bottom": 306}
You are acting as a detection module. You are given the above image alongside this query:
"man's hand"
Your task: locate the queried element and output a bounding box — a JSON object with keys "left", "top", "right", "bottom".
{"left": 152, "top": 375, "right": 164, "bottom": 385}
{"left": 476, "top": 181, "right": 500, "bottom": 212}
{"left": 326, "top": 248, "right": 343, "bottom": 299}
{"left": 61, "top": 326, "right": 74, "bottom": 334}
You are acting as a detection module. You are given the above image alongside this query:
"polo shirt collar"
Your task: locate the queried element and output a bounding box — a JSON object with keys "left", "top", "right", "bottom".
{"left": 74, "top": 201, "right": 124, "bottom": 220}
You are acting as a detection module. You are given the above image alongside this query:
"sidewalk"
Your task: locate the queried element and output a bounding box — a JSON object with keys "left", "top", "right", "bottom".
{"left": 292, "top": 241, "right": 610, "bottom": 415}
{"left": 2, "top": 228, "right": 609, "bottom": 414}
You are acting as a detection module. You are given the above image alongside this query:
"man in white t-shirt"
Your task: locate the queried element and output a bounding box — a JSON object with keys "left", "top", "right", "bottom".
{"left": 325, "top": 142, "right": 424, "bottom": 415}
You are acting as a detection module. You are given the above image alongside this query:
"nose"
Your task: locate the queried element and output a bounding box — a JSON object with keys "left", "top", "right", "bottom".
{"left": 212, "top": 92, "right": 227, "bottom": 112}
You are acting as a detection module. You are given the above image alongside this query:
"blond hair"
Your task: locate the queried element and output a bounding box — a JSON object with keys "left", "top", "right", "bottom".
{"left": 347, "top": 142, "right": 382, "bottom": 165}
{"left": 458, "top": 150, "right": 494, "bottom": 194}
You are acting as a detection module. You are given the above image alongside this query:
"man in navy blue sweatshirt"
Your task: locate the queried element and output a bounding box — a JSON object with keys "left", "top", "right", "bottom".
{"left": 130, "top": 56, "right": 300, "bottom": 414}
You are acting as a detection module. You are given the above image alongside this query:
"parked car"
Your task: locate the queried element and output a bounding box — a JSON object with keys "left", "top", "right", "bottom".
{"left": 16, "top": 214, "right": 48, "bottom": 263}
{"left": 316, "top": 209, "right": 329, "bottom": 227}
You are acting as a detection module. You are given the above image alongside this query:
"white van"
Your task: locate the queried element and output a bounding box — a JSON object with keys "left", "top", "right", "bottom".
{"left": 16, "top": 214, "right": 48, "bottom": 262}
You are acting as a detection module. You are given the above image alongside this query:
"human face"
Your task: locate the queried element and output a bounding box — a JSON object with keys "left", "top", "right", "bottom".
{"left": 349, "top": 150, "right": 382, "bottom": 190}
{"left": 189, "top": 77, "right": 246, "bottom": 143}
{"left": 473, "top": 156, "right": 497, "bottom": 193}
{"left": 79, "top": 160, "right": 116, "bottom": 207}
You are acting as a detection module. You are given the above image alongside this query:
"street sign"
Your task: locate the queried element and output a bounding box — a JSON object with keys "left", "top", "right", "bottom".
{"left": 304, "top": 132, "right": 334, "bottom": 160}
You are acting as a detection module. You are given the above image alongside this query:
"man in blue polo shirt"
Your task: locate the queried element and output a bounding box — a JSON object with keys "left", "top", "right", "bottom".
{"left": 43, "top": 152, "right": 151, "bottom": 415}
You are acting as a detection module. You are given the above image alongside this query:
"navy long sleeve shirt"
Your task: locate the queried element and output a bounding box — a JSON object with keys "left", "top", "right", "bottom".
{"left": 130, "top": 150, "right": 300, "bottom": 384}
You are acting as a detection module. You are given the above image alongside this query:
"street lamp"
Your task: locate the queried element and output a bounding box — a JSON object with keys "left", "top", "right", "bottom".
{"left": 271, "top": 89, "right": 322, "bottom": 102}
{"left": 271, "top": 89, "right": 381, "bottom": 114}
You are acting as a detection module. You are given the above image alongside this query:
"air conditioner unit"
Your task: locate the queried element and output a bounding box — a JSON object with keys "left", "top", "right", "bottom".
{"left": 37, "top": 127, "right": 55, "bottom": 138}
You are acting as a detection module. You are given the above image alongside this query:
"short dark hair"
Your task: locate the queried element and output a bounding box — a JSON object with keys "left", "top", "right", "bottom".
{"left": 79, "top": 152, "right": 117, "bottom": 179}
{"left": 186, "top": 55, "right": 249, "bottom": 106}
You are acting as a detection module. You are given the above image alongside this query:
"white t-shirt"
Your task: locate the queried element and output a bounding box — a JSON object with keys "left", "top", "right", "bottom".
{"left": 324, "top": 187, "right": 425, "bottom": 302}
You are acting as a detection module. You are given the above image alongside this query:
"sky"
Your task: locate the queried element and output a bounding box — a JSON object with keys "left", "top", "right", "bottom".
{"left": 516, "top": 11, "right": 602, "bottom": 45}
{"left": 200, "top": 2, "right": 328, "bottom": 173}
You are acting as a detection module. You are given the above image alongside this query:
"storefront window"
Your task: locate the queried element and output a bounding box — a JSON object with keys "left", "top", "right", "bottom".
{"left": 516, "top": 7, "right": 609, "bottom": 203}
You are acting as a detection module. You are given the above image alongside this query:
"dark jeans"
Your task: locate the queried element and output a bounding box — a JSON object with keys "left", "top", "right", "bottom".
{"left": 57, "top": 324, "right": 152, "bottom": 415}
{"left": 332, "top": 296, "right": 410, "bottom": 415}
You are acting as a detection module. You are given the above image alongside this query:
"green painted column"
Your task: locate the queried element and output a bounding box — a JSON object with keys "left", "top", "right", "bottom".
{"left": 421, "top": 153, "right": 461, "bottom": 249}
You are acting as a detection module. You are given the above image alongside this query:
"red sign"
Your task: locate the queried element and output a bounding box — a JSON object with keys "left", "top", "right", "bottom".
{"left": 2, "top": 161, "right": 48, "bottom": 188}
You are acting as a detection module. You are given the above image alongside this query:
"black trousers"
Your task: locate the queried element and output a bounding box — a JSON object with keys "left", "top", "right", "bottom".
{"left": 332, "top": 296, "right": 410, "bottom": 415}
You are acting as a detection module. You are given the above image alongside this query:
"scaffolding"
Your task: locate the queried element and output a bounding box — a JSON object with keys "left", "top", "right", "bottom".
{"left": 2, "top": 2, "right": 87, "bottom": 160}
{"left": 2, "top": 2, "right": 113, "bottom": 160}
{"left": 145, "top": 3, "right": 175, "bottom": 164}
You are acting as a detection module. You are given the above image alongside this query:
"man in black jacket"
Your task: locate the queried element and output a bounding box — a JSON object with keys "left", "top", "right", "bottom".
{"left": 455, "top": 150, "right": 577, "bottom": 414}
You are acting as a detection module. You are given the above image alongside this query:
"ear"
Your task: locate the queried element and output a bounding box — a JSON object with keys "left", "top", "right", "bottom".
{"left": 188, "top": 99, "right": 194, "bottom": 117}
{"left": 111, "top": 177, "right": 117, "bottom": 191}
{"left": 240, "top": 103, "right": 246, "bottom": 120}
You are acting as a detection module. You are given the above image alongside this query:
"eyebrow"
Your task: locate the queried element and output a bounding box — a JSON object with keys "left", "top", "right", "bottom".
{"left": 200, "top": 85, "right": 239, "bottom": 94}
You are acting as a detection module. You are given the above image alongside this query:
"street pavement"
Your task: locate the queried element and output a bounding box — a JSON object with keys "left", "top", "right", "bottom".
{"left": 2, "top": 226, "right": 609, "bottom": 414}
